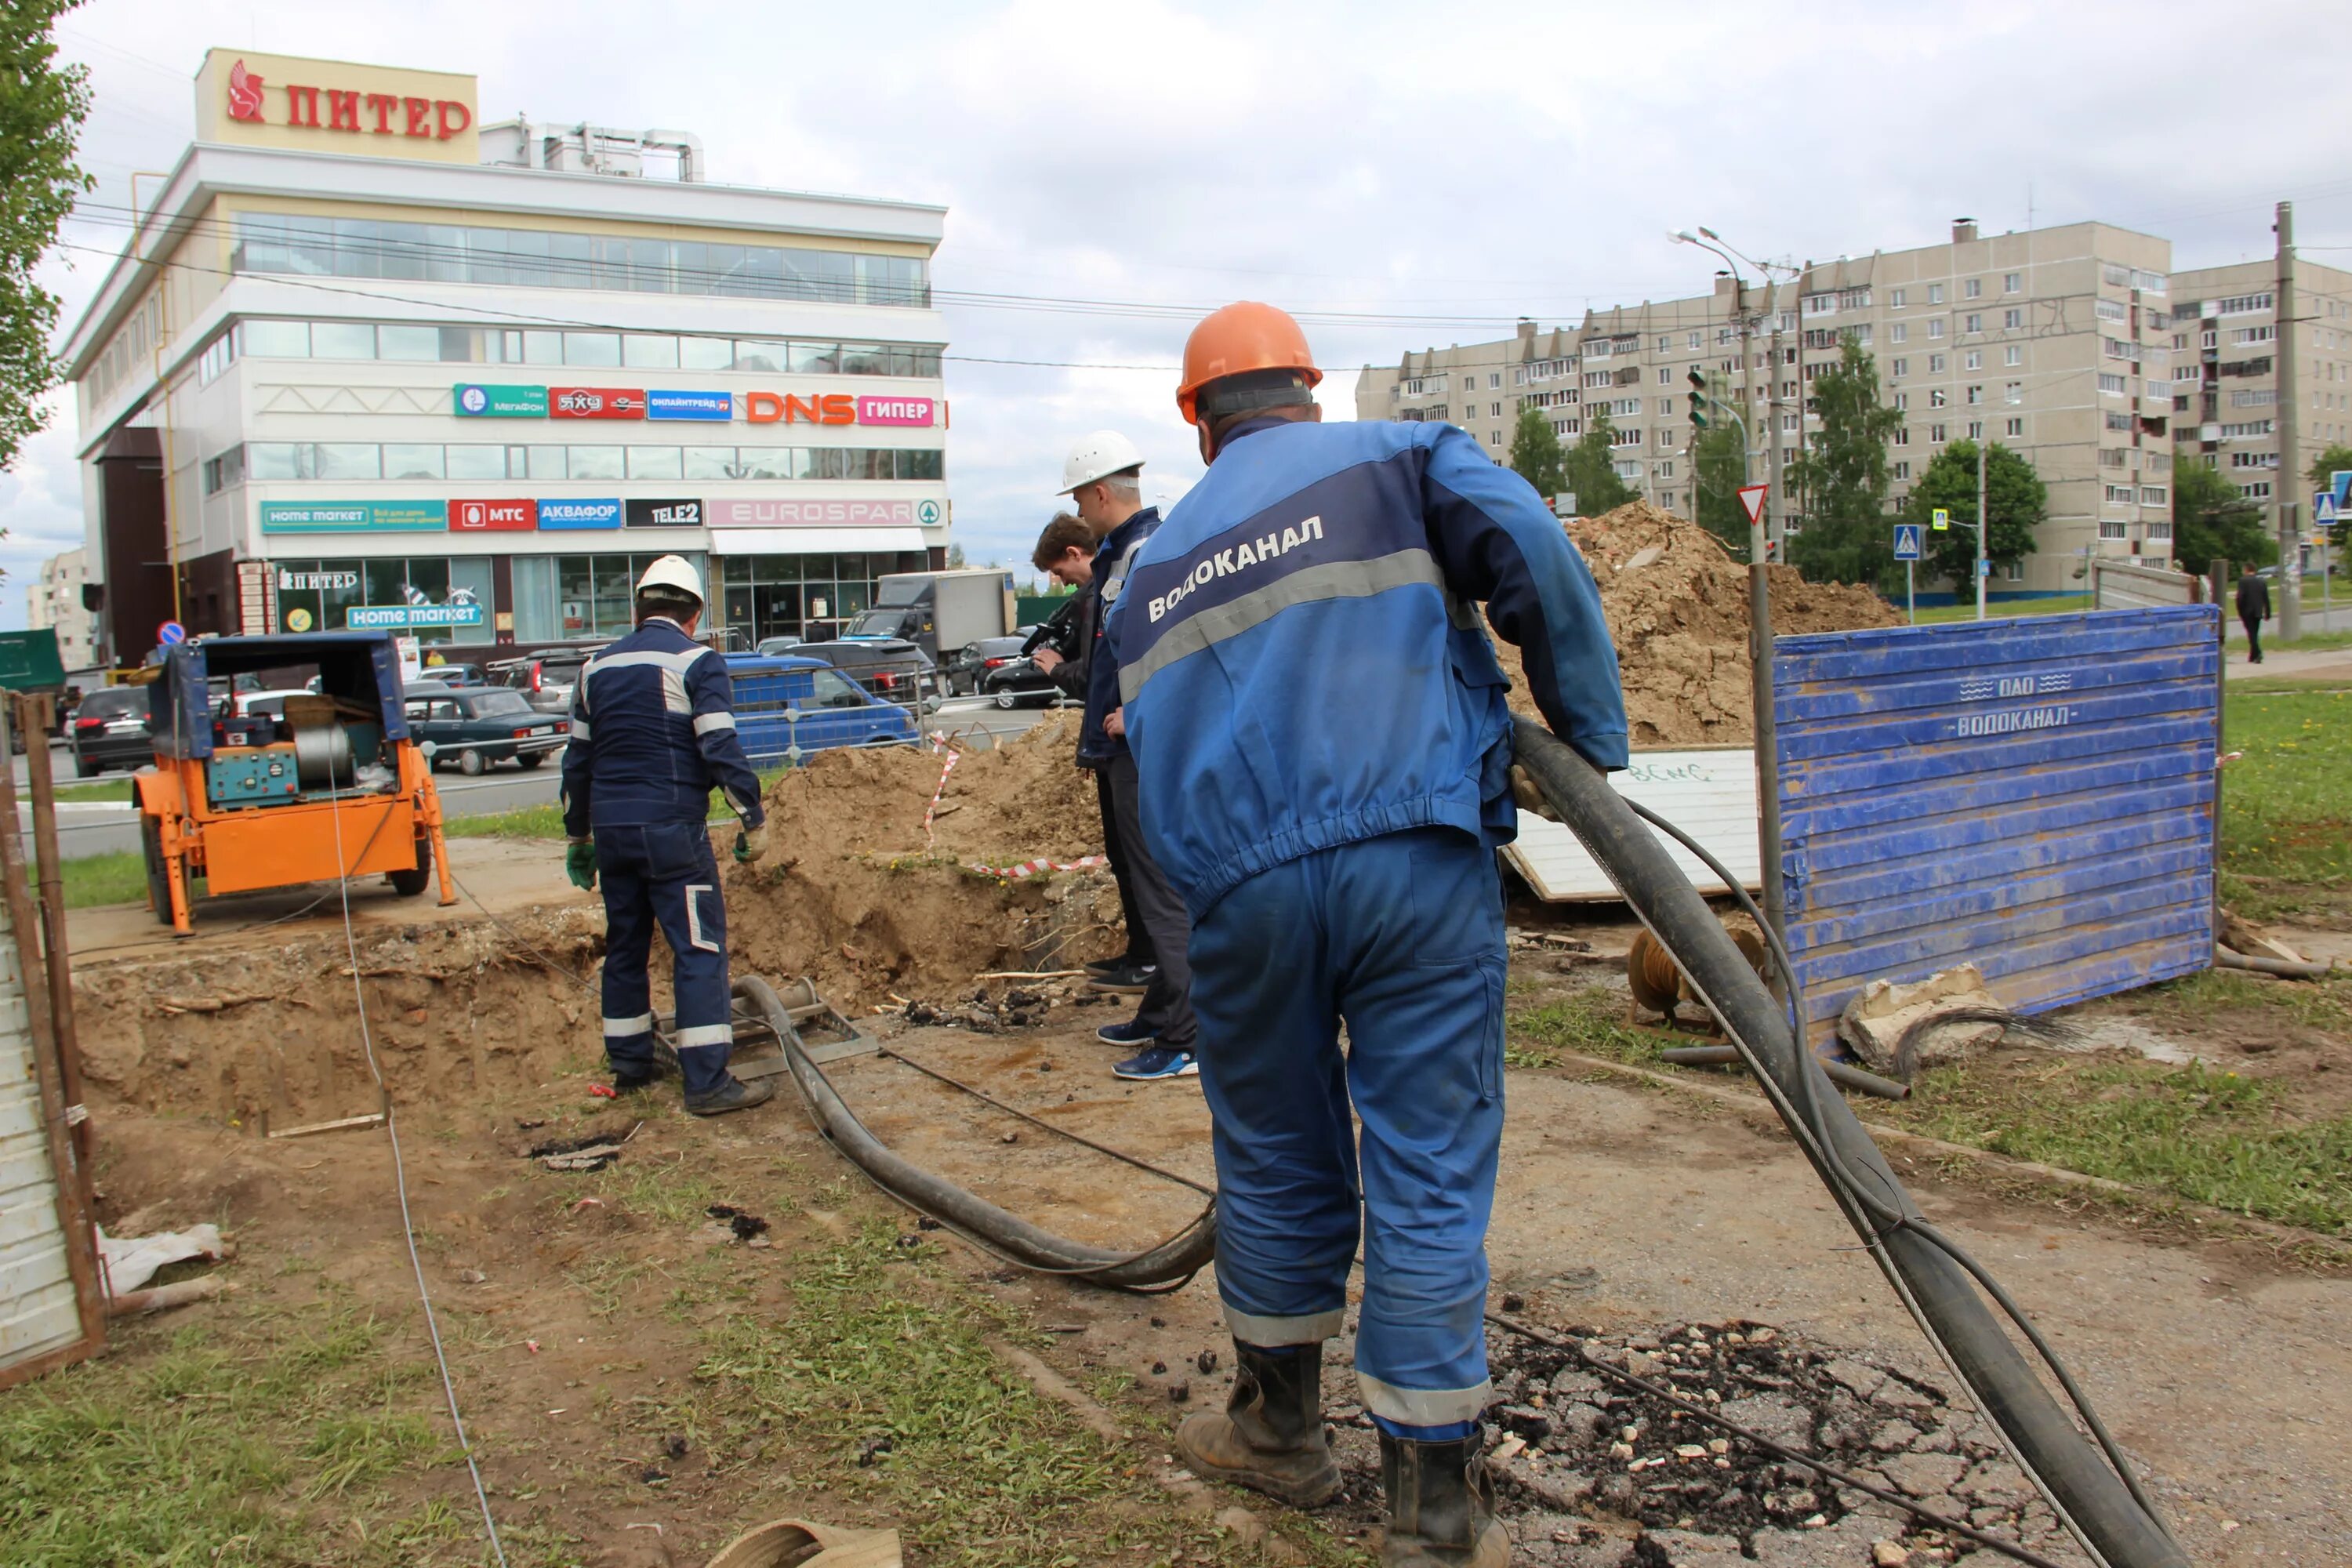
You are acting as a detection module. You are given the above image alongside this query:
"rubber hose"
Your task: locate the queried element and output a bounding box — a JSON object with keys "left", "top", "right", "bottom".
{"left": 736, "top": 976, "right": 1218, "bottom": 1292}
{"left": 1512, "top": 724, "right": 2186, "bottom": 1568}
{"left": 1656, "top": 1044, "right": 1911, "bottom": 1101}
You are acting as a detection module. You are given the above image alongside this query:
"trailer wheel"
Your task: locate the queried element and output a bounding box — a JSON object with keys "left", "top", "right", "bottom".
{"left": 390, "top": 836, "right": 433, "bottom": 897}
{"left": 140, "top": 815, "right": 182, "bottom": 927}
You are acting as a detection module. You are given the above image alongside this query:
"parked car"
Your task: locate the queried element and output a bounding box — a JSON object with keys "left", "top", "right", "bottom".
{"left": 416, "top": 659, "right": 488, "bottom": 686}
{"left": 724, "top": 655, "right": 920, "bottom": 760}
{"left": 781, "top": 637, "right": 940, "bottom": 712}
{"left": 403, "top": 688, "right": 570, "bottom": 775}
{"left": 978, "top": 648, "right": 1061, "bottom": 709}
{"left": 68, "top": 684, "right": 152, "bottom": 776}
{"left": 943, "top": 635, "right": 1025, "bottom": 696}
{"left": 486, "top": 647, "right": 601, "bottom": 717}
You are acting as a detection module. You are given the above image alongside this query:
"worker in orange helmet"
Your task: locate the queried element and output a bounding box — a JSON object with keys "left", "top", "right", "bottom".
{"left": 1104, "top": 303, "right": 1627, "bottom": 1566}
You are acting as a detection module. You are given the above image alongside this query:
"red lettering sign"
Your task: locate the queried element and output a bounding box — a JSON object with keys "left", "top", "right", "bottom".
{"left": 744, "top": 390, "right": 785, "bottom": 424}
{"left": 367, "top": 92, "right": 397, "bottom": 134}
{"left": 222, "top": 64, "right": 473, "bottom": 143}
{"left": 286, "top": 83, "right": 321, "bottom": 128}
{"left": 404, "top": 96, "right": 432, "bottom": 138}
{"left": 547, "top": 387, "right": 648, "bottom": 420}
{"left": 327, "top": 89, "right": 359, "bottom": 131}
{"left": 450, "top": 499, "right": 537, "bottom": 532}
{"left": 741, "top": 388, "right": 890, "bottom": 426}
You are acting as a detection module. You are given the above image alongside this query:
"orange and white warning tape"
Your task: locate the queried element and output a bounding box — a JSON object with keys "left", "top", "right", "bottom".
{"left": 967, "top": 854, "right": 1108, "bottom": 880}
{"left": 921, "top": 741, "right": 961, "bottom": 847}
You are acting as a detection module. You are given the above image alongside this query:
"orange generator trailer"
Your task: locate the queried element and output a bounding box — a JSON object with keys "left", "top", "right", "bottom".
{"left": 132, "top": 632, "right": 456, "bottom": 933}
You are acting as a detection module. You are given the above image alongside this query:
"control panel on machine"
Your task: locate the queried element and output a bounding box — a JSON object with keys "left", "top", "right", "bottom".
{"left": 205, "top": 744, "right": 302, "bottom": 808}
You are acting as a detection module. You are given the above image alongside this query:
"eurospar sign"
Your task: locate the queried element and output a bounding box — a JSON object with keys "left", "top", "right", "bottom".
{"left": 452, "top": 384, "right": 938, "bottom": 428}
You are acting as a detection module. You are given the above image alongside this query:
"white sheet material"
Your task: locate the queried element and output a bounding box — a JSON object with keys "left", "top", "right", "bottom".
{"left": 96, "top": 1223, "right": 225, "bottom": 1297}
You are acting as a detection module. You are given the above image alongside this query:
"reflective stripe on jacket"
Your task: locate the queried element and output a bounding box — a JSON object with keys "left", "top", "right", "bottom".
{"left": 1105, "top": 417, "right": 1625, "bottom": 919}
{"left": 560, "top": 617, "right": 766, "bottom": 835}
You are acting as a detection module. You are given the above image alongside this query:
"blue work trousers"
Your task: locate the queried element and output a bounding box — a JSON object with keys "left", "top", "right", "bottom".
{"left": 1187, "top": 826, "right": 1506, "bottom": 1436}
{"left": 597, "top": 822, "right": 735, "bottom": 1099}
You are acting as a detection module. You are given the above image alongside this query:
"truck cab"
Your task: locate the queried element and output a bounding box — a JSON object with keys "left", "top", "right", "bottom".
{"left": 837, "top": 568, "right": 1014, "bottom": 664}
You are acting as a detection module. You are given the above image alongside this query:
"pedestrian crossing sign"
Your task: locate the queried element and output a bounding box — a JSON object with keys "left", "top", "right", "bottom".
{"left": 1931, "top": 507, "right": 1951, "bottom": 532}
{"left": 2319, "top": 491, "right": 2341, "bottom": 527}
{"left": 1893, "top": 523, "right": 1924, "bottom": 561}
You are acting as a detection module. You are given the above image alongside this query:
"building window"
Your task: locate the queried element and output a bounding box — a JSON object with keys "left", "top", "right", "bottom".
{"left": 2106, "top": 411, "right": 2134, "bottom": 432}
{"left": 1893, "top": 391, "right": 1908, "bottom": 411}
{"left": 1893, "top": 427, "right": 1910, "bottom": 447}
{"left": 1963, "top": 314, "right": 1981, "bottom": 336}
{"left": 1929, "top": 388, "right": 1947, "bottom": 408}
{"left": 1928, "top": 319, "right": 1946, "bottom": 339}
{"left": 1656, "top": 335, "right": 1672, "bottom": 353}
{"left": 1965, "top": 350, "right": 1983, "bottom": 371}
{"left": 2096, "top": 299, "right": 2127, "bottom": 325}
{"left": 2231, "top": 325, "right": 2277, "bottom": 347}
{"left": 201, "top": 445, "right": 245, "bottom": 495}
{"left": 1966, "top": 385, "right": 1983, "bottom": 405}
{"left": 2099, "top": 519, "right": 2129, "bottom": 539}
{"left": 1927, "top": 283, "right": 1944, "bottom": 305}
{"left": 1657, "top": 366, "right": 1673, "bottom": 385}
{"left": 2004, "top": 345, "right": 2022, "bottom": 366}
{"left": 1929, "top": 423, "right": 1947, "bottom": 443}
{"left": 2241, "top": 481, "right": 2273, "bottom": 500}
{"left": 2003, "top": 272, "right": 2021, "bottom": 293}
{"left": 2006, "top": 417, "right": 2024, "bottom": 437}
{"left": 224, "top": 317, "right": 943, "bottom": 378}
{"left": 234, "top": 213, "right": 931, "bottom": 307}
{"left": 1967, "top": 421, "right": 1983, "bottom": 440}
{"left": 713, "top": 551, "right": 922, "bottom": 646}
{"left": 1610, "top": 426, "right": 1643, "bottom": 448}
{"left": 1890, "top": 323, "right": 1908, "bottom": 344}
{"left": 2214, "top": 292, "right": 2270, "bottom": 315}
{"left": 1929, "top": 353, "right": 1947, "bottom": 373}
{"left": 273, "top": 554, "right": 504, "bottom": 647}
{"left": 2001, "top": 308, "right": 2023, "bottom": 332}
{"left": 2098, "top": 372, "right": 2128, "bottom": 395}
{"left": 243, "top": 440, "right": 943, "bottom": 483}
{"left": 1657, "top": 460, "right": 1675, "bottom": 478}
{"left": 197, "top": 328, "right": 238, "bottom": 385}
{"left": 1965, "top": 278, "right": 1983, "bottom": 299}
{"left": 1891, "top": 357, "right": 1908, "bottom": 378}
{"left": 1688, "top": 330, "right": 1702, "bottom": 349}
{"left": 1889, "top": 289, "right": 1907, "bottom": 309}
{"left": 2140, "top": 486, "right": 2168, "bottom": 506}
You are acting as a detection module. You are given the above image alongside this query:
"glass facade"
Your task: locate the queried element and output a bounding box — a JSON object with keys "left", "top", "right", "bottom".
{"left": 512, "top": 552, "right": 709, "bottom": 643}
{"left": 232, "top": 216, "right": 930, "bottom": 307}
{"left": 271, "top": 556, "right": 496, "bottom": 645}
{"left": 207, "top": 318, "right": 942, "bottom": 379}
{"left": 720, "top": 552, "right": 928, "bottom": 644}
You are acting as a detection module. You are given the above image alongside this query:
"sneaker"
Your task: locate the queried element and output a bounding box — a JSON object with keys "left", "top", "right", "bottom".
{"left": 684, "top": 1076, "right": 775, "bottom": 1116}
{"left": 1097, "top": 1017, "right": 1159, "bottom": 1047}
{"left": 1087, "top": 960, "right": 1158, "bottom": 996}
{"left": 1114, "top": 1045, "right": 1199, "bottom": 1081}
{"left": 1083, "top": 954, "right": 1135, "bottom": 978}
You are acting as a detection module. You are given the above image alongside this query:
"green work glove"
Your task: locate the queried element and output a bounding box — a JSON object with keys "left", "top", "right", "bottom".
{"left": 734, "top": 823, "right": 769, "bottom": 863}
{"left": 565, "top": 839, "right": 597, "bottom": 891}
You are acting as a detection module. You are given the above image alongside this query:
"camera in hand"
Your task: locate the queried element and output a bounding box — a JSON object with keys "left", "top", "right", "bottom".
{"left": 1020, "top": 596, "right": 1081, "bottom": 662}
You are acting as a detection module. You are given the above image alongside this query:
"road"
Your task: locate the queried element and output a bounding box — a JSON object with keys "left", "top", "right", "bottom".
{"left": 14, "top": 695, "right": 1063, "bottom": 860}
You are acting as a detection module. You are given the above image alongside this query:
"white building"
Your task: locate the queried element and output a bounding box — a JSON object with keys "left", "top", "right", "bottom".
{"left": 58, "top": 48, "right": 950, "bottom": 664}
{"left": 25, "top": 549, "right": 99, "bottom": 671}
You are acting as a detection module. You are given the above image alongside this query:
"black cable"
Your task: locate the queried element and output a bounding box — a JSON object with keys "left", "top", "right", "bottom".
{"left": 1617, "top": 793, "right": 2175, "bottom": 1540}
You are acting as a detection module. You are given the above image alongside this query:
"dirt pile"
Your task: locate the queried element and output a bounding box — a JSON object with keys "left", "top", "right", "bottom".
{"left": 726, "top": 714, "right": 1122, "bottom": 1007}
{"left": 1495, "top": 499, "right": 1902, "bottom": 748}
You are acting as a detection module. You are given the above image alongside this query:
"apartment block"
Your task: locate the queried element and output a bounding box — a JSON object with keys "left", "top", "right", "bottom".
{"left": 25, "top": 549, "right": 100, "bottom": 672}
{"left": 1354, "top": 220, "right": 2176, "bottom": 593}
{"left": 2168, "top": 256, "right": 2352, "bottom": 535}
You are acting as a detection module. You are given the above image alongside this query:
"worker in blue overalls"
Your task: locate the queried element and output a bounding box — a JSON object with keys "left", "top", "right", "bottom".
{"left": 1107, "top": 304, "right": 1628, "bottom": 1566}
{"left": 560, "top": 555, "right": 773, "bottom": 1117}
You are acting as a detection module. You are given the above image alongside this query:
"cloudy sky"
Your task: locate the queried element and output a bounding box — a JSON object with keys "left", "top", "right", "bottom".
{"left": 6, "top": 0, "right": 2350, "bottom": 623}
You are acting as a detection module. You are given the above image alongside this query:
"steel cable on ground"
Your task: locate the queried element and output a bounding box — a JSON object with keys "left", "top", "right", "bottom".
{"left": 1513, "top": 725, "right": 2184, "bottom": 1568}
{"left": 1617, "top": 793, "right": 2177, "bottom": 1544}
{"left": 320, "top": 772, "right": 508, "bottom": 1568}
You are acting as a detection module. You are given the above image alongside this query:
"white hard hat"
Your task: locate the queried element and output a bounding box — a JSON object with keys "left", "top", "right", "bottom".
{"left": 1058, "top": 430, "right": 1145, "bottom": 495}
{"left": 636, "top": 554, "right": 705, "bottom": 604}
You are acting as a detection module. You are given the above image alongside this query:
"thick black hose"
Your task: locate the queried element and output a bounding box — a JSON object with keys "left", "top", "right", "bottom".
{"left": 1656, "top": 1044, "right": 1911, "bottom": 1101}
{"left": 1512, "top": 724, "right": 2186, "bottom": 1568}
{"left": 735, "top": 975, "right": 1218, "bottom": 1292}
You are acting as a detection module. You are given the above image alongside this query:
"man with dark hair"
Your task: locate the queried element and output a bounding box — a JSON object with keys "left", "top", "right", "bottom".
{"left": 1038, "top": 431, "right": 1198, "bottom": 1081}
{"left": 1108, "top": 303, "right": 1626, "bottom": 1566}
{"left": 561, "top": 555, "right": 772, "bottom": 1116}
{"left": 2236, "top": 565, "right": 2271, "bottom": 663}
{"left": 1031, "top": 508, "right": 1161, "bottom": 1016}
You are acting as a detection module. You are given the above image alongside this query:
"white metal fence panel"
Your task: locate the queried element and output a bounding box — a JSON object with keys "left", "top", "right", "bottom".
{"left": 1504, "top": 746, "right": 1760, "bottom": 901}
{"left": 0, "top": 884, "right": 79, "bottom": 1374}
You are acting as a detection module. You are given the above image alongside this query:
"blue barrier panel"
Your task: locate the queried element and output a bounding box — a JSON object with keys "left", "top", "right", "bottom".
{"left": 1773, "top": 605, "right": 2219, "bottom": 1047}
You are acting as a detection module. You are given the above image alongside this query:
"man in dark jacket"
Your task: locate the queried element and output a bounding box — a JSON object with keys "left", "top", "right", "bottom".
{"left": 560, "top": 555, "right": 771, "bottom": 1116}
{"left": 2236, "top": 568, "right": 2272, "bottom": 663}
{"left": 1032, "top": 511, "right": 1160, "bottom": 1000}
{"left": 1035, "top": 430, "right": 1197, "bottom": 1081}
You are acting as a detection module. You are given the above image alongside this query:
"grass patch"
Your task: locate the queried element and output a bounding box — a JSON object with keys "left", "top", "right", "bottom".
{"left": 1908, "top": 593, "right": 2092, "bottom": 626}
{"left": 441, "top": 764, "right": 793, "bottom": 841}
{"left": 1507, "top": 988, "right": 1681, "bottom": 1069}
{"left": 684, "top": 1221, "right": 1346, "bottom": 1567}
{"left": 0, "top": 1294, "right": 459, "bottom": 1564}
{"left": 1872, "top": 1054, "right": 2352, "bottom": 1235}
{"left": 47, "top": 776, "right": 140, "bottom": 804}
{"left": 56, "top": 849, "right": 158, "bottom": 909}
{"left": 2220, "top": 688, "right": 2351, "bottom": 918}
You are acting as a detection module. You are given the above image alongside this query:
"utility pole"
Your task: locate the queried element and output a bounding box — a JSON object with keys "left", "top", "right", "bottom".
{"left": 2277, "top": 200, "right": 2303, "bottom": 642}
{"left": 1976, "top": 436, "right": 1989, "bottom": 620}
{"left": 1755, "top": 280, "right": 1790, "bottom": 954}
{"left": 1765, "top": 297, "right": 1788, "bottom": 560}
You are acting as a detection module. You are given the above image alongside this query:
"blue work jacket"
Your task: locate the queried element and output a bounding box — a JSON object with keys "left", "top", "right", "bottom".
{"left": 1106, "top": 418, "right": 1626, "bottom": 919}
{"left": 1076, "top": 505, "right": 1160, "bottom": 767}
{"left": 560, "top": 617, "right": 767, "bottom": 836}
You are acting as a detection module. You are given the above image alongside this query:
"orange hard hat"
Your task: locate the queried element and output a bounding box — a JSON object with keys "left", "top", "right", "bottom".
{"left": 1177, "top": 301, "right": 1323, "bottom": 424}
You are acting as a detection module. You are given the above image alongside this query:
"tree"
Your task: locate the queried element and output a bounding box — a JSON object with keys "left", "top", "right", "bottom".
{"left": 1507, "top": 406, "right": 1567, "bottom": 503}
{"left": 1904, "top": 441, "right": 2048, "bottom": 590}
{"left": 2306, "top": 441, "right": 2352, "bottom": 549}
{"left": 2171, "top": 459, "right": 2276, "bottom": 576}
{"left": 945, "top": 542, "right": 967, "bottom": 568}
{"left": 1786, "top": 335, "right": 1903, "bottom": 590}
{"left": 1690, "top": 419, "right": 1750, "bottom": 556}
{"left": 0, "top": 2, "right": 93, "bottom": 480}
{"left": 1559, "top": 404, "right": 1635, "bottom": 516}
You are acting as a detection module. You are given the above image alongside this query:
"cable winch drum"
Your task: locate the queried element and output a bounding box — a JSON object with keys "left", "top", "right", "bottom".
{"left": 292, "top": 724, "right": 354, "bottom": 790}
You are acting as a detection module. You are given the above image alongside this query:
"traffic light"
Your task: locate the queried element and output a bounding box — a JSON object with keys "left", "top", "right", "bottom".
{"left": 1686, "top": 367, "right": 1708, "bottom": 430}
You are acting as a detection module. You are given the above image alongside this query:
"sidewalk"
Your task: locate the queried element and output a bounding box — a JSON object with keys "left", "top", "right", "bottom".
{"left": 2224, "top": 642, "right": 2352, "bottom": 682}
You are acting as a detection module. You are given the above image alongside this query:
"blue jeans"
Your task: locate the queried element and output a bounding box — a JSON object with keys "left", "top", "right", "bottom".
{"left": 597, "top": 822, "right": 733, "bottom": 1099}
{"left": 1186, "top": 826, "right": 1506, "bottom": 1436}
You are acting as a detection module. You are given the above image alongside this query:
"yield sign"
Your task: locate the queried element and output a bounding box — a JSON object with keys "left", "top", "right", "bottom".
{"left": 1737, "top": 484, "right": 1769, "bottom": 526}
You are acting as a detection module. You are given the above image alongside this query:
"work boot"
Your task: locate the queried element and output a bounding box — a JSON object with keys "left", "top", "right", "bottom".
{"left": 1378, "top": 1428, "right": 1508, "bottom": 1566}
{"left": 1174, "top": 1342, "right": 1341, "bottom": 1508}
{"left": 608, "top": 1068, "right": 658, "bottom": 1094}
{"left": 684, "top": 1075, "right": 775, "bottom": 1117}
